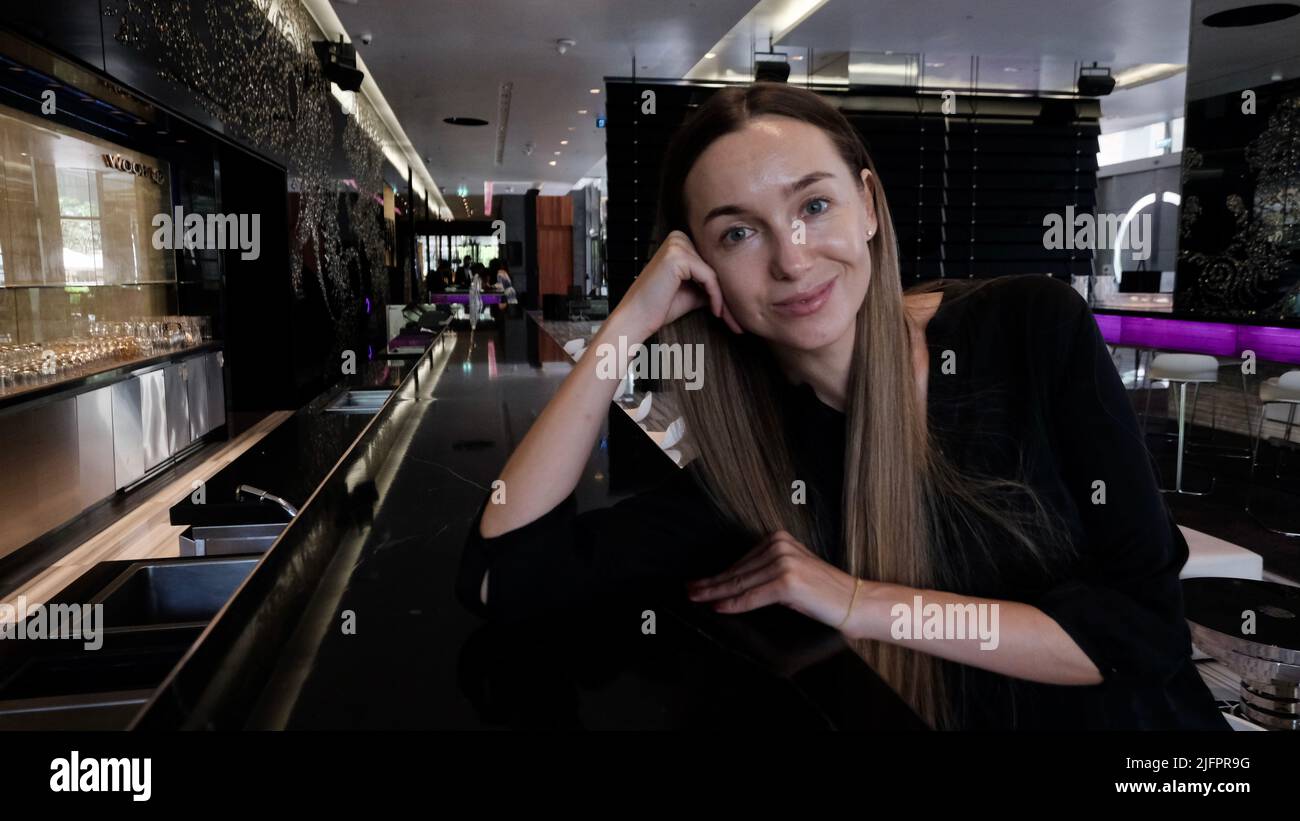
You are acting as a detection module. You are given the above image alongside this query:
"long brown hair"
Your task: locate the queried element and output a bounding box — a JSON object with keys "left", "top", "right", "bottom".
{"left": 654, "top": 83, "right": 1071, "bottom": 729}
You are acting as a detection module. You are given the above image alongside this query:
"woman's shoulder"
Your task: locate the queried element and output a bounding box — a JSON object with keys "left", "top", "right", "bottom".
{"left": 941, "top": 275, "right": 1089, "bottom": 342}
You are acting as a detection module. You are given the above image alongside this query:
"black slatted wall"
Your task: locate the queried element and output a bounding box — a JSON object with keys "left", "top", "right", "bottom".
{"left": 604, "top": 80, "right": 1101, "bottom": 305}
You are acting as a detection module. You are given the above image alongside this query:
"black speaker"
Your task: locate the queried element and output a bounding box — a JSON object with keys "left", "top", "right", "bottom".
{"left": 542, "top": 294, "right": 569, "bottom": 320}
{"left": 1118, "top": 269, "right": 1161, "bottom": 293}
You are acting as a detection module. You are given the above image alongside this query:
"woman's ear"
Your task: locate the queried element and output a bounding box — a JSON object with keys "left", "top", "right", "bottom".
{"left": 859, "top": 168, "right": 878, "bottom": 237}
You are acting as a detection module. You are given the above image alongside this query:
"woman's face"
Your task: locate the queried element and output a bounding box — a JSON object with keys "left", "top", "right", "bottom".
{"left": 683, "top": 116, "right": 877, "bottom": 353}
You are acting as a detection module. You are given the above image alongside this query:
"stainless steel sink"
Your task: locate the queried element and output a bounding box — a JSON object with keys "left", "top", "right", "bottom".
{"left": 92, "top": 557, "right": 257, "bottom": 630}
{"left": 325, "top": 389, "right": 392, "bottom": 414}
{"left": 179, "top": 522, "right": 286, "bottom": 556}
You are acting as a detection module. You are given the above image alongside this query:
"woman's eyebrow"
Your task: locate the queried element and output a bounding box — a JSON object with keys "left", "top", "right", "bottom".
{"left": 700, "top": 171, "right": 836, "bottom": 226}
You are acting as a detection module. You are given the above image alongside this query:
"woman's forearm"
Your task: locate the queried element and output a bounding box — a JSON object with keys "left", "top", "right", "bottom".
{"left": 479, "top": 310, "right": 647, "bottom": 539}
{"left": 846, "top": 583, "right": 1104, "bottom": 686}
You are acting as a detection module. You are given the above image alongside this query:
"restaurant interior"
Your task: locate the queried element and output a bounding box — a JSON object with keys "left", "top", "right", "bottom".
{"left": 0, "top": 0, "right": 1296, "bottom": 761}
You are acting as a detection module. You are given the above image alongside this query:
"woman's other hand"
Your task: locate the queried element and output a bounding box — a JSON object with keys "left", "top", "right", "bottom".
{"left": 686, "top": 529, "right": 860, "bottom": 630}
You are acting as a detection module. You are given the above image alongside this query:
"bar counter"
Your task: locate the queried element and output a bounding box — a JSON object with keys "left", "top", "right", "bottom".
{"left": 132, "top": 315, "right": 925, "bottom": 730}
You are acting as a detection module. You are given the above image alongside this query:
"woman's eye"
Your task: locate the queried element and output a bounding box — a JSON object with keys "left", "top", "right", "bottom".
{"left": 804, "top": 197, "right": 830, "bottom": 216}
{"left": 722, "top": 226, "right": 751, "bottom": 245}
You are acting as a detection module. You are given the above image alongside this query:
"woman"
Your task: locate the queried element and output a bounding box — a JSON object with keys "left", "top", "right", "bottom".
{"left": 459, "top": 83, "right": 1226, "bottom": 730}
{"left": 468, "top": 263, "right": 484, "bottom": 330}
{"left": 494, "top": 258, "right": 518, "bottom": 306}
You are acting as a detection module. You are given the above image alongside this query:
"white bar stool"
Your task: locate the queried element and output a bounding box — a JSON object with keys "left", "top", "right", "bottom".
{"left": 1246, "top": 370, "right": 1300, "bottom": 536}
{"left": 1142, "top": 353, "right": 1221, "bottom": 495}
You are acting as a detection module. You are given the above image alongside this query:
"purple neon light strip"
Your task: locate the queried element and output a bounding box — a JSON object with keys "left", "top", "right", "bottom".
{"left": 1091, "top": 313, "right": 1300, "bottom": 364}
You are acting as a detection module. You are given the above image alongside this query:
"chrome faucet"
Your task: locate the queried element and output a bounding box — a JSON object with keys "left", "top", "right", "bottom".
{"left": 235, "top": 484, "right": 299, "bottom": 518}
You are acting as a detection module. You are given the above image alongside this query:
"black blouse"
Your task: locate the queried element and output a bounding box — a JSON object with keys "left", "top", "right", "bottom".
{"left": 456, "top": 274, "right": 1229, "bottom": 730}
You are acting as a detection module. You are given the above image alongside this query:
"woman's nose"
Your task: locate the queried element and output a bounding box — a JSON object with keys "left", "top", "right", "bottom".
{"left": 770, "top": 225, "right": 815, "bottom": 280}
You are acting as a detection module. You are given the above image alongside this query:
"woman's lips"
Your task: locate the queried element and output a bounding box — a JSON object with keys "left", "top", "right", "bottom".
{"left": 772, "top": 278, "right": 836, "bottom": 317}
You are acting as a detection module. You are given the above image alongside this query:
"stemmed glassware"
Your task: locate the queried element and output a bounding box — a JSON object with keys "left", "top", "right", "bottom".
{"left": 0, "top": 315, "right": 211, "bottom": 394}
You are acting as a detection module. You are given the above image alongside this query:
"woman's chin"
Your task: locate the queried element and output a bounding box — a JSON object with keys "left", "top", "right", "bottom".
{"left": 772, "top": 318, "right": 853, "bottom": 354}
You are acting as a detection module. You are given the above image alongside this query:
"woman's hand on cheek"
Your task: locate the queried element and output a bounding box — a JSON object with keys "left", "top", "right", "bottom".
{"left": 613, "top": 230, "right": 744, "bottom": 339}
{"left": 686, "top": 530, "right": 861, "bottom": 630}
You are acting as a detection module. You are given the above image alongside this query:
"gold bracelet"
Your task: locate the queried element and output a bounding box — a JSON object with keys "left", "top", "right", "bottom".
{"left": 837, "top": 578, "right": 863, "bottom": 631}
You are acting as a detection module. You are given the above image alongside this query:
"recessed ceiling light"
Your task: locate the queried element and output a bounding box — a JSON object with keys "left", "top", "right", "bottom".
{"left": 589, "top": 88, "right": 600, "bottom": 94}
{"left": 560, "top": 140, "right": 568, "bottom": 145}
{"left": 554, "top": 151, "right": 561, "bottom": 155}
{"left": 1204, "top": 3, "right": 1300, "bottom": 26}
{"left": 548, "top": 160, "right": 557, "bottom": 166}
{"left": 1003, "top": 66, "right": 1020, "bottom": 72}
{"left": 578, "top": 109, "right": 588, "bottom": 114}
{"left": 705, "top": 52, "right": 716, "bottom": 59}
{"left": 791, "top": 54, "right": 803, "bottom": 61}
{"left": 568, "top": 126, "right": 576, "bottom": 131}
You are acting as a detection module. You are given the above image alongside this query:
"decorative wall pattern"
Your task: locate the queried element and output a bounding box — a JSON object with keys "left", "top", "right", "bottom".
{"left": 1178, "top": 82, "right": 1300, "bottom": 319}
{"left": 105, "top": 0, "right": 390, "bottom": 324}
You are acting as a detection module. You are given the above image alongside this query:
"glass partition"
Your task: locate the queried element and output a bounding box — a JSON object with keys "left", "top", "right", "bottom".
{"left": 0, "top": 101, "right": 176, "bottom": 345}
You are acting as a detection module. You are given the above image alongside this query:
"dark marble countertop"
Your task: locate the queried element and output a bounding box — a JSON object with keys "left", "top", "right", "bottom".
{"left": 133, "top": 317, "right": 924, "bottom": 730}
{"left": 168, "top": 343, "right": 434, "bottom": 526}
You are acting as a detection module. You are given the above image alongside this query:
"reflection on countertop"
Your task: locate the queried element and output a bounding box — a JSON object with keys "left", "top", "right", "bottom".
{"left": 167, "top": 340, "right": 432, "bottom": 528}
{"left": 132, "top": 316, "right": 924, "bottom": 730}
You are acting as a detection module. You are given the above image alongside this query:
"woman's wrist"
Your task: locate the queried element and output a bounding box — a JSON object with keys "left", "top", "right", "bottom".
{"left": 840, "top": 580, "right": 912, "bottom": 641}
{"left": 599, "top": 306, "right": 651, "bottom": 347}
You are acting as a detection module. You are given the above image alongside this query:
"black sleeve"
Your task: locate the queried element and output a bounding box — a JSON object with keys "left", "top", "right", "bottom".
{"left": 455, "top": 466, "right": 748, "bottom": 622}
{"left": 1027, "top": 277, "right": 1194, "bottom": 685}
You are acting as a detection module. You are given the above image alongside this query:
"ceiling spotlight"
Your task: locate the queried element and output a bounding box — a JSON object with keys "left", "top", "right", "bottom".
{"left": 560, "top": 140, "right": 568, "bottom": 145}
{"left": 791, "top": 54, "right": 803, "bottom": 61}
{"left": 578, "top": 109, "right": 588, "bottom": 114}
{"left": 755, "top": 59, "right": 791, "bottom": 83}
{"left": 523, "top": 141, "right": 535, "bottom": 156}
{"left": 1077, "top": 63, "right": 1116, "bottom": 96}
{"left": 549, "top": 160, "right": 557, "bottom": 166}
{"left": 705, "top": 52, "right": 717, "bottom": 59}
{"left": 312, "top": 35, "right": 364, "bottom": 92}
{"left": 589, "top": 88, "right": 600, "bottom": 94}
{"left": 554, "top": 151, "right": 561, "bottom": 155}
{"left": 556, "top": 38, "right": 576, "bottom": 55}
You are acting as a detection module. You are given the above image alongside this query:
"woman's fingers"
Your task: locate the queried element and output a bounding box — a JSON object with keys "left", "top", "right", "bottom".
{"left": 688, "top": 530, "right": 805, "bottom": 597}
{"left": 688, "top": 554, "right": 781, "bottom": 600}
{"left": 711, "top": 577, "right": 790, "bottom": 614}
{"left": 689, "top": 559, "right": 787, "bottom": 605}
{"left": 679, "top": 252, "right": 723, "bottom": 320}
{"left": 688, "top": 531, "right": 787, "bottom": 590}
